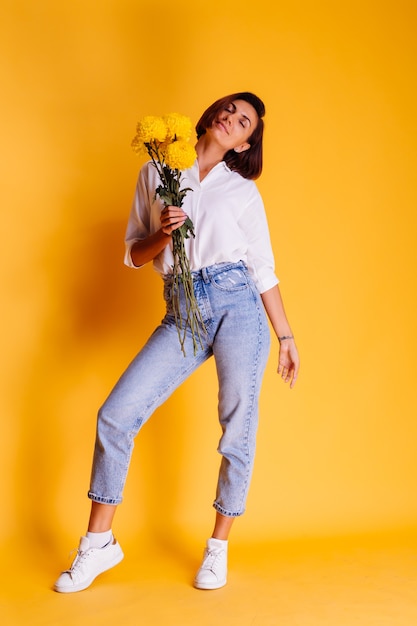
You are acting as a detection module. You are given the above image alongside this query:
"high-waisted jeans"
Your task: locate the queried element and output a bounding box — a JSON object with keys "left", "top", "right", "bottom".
{"left": 88, "top": 261, "right": 270, "bottom": 517}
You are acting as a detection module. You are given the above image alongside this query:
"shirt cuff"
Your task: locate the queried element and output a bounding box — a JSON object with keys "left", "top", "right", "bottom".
{"left": 124, "top": 240, "right": 142, "bottom": 268}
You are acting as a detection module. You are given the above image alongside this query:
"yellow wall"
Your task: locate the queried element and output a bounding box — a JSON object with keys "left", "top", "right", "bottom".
{"left": 1, "top": 0, "right": 416, "bottom": 550}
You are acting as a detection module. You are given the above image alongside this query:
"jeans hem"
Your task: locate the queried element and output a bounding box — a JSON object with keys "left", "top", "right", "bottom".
{"left": 213, "top": 501, "right": 244, "bottom": 517}
{"left": 88, "top": 491, "right": 122, "bottom": 505}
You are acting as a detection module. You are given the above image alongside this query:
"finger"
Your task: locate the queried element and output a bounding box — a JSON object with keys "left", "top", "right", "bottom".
{"left": 162, "top": 205, "right": 186, "bottom": 217}
{"left": 161, "top": 215, "right": 187, "bottom": 233}
{"left": 290, "top": 361, "right": 300, "bottom": 389}
{"left": 161, "top": 212, "right": 186, "bottom": 224}
{"left": 162, "top": 216, "right": 186, "bottom": 229}
{"left": 163, "top": 223, "right": 186, "bottom": 235}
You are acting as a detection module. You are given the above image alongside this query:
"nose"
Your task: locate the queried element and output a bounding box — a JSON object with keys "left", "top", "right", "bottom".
{"left": 222, "top": 111, "right": 233, "bottom": 125}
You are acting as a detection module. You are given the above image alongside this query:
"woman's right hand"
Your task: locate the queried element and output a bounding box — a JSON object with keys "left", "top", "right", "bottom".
{"left": 130, "top": 206, "right": 185, "bottom": 267}
{"left": 160, "top": 205, "right": 187, "bottom": 235}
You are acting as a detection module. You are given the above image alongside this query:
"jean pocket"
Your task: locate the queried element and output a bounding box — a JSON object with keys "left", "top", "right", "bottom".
{"left": 211, "top": 267, "right": 249, "bottom": 292}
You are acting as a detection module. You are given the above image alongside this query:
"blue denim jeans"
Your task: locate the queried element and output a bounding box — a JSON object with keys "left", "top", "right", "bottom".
{"left": 88, "top": 261, "right": 270, "bottom": 517}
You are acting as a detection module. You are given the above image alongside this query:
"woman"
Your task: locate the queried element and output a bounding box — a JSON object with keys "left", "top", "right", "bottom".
{"left": 54, "top": 92, "right": 299, "bottom": 593}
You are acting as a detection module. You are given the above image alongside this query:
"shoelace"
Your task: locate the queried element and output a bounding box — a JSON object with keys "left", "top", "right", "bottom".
{"left": 64, "top": 547, "right": 91, "bottom": 577}
{"left": 201, "top": 549, "right": 222, "bottom": 574}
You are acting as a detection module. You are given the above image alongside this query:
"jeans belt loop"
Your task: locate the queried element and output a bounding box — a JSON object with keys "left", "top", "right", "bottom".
{"left": 201, "top": 267, "right": 210, "bottom": 283}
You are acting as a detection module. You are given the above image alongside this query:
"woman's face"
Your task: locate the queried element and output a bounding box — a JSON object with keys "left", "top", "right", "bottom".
{"left": 209, "top": 99, "right": 258, "bottom": 154}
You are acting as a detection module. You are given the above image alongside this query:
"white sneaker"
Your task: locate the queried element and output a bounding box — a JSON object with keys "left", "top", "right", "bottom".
{"left": 194, "top": 538, "right": 228, "bottom": 590}
{"left": 54, "top": 536, "right": 124, "bottom": 593}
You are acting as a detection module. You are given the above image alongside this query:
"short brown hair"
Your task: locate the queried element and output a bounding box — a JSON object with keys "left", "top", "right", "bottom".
{"left": 195, "top": 92, "right": 265, "bottom": 180}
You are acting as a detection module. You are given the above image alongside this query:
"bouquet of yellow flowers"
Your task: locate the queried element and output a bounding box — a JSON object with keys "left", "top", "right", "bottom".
{"left": 132, "top": 112, "right": 205, "bottom": 356}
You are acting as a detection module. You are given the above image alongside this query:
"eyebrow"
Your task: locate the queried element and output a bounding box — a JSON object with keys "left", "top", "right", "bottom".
{"left": 230, "top": 102, "right": 252, "bottom": 126}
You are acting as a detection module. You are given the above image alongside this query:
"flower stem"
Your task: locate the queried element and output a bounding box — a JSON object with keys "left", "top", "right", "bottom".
{"left": 144, "top": 139, "right": 206, "bottom": 356}
{"left": 171, "top": 227, "right": 206, "bottom": 356}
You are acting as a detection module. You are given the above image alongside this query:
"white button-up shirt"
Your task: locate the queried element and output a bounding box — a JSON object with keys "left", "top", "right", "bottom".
{"left": 124, "top": 159, "right": 279, "bottom": 293}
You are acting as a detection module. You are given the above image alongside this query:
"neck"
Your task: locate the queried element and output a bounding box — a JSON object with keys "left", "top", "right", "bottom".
{"left": 195, "top": 135, "right": 225, "bottom": 181}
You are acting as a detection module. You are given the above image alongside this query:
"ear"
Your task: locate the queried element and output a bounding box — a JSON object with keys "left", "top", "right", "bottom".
{"left": 234, "top": 142, "right": 250, "bottom": 154}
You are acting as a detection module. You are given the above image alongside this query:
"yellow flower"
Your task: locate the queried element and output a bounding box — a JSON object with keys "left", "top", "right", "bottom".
{"left": 130, "top": 111, "right": 205, "bottom": 355}
{"left": 131, "top": 135, "right": 148, "bottom": 156}
{"left": 134, "top": 115, "right": 167, "bottom": 144}
{"left": 165, "top": 140, "right": 197, "bottom": 171}
{"left": 163, "top": 113, "right": 193, "bottom": 141}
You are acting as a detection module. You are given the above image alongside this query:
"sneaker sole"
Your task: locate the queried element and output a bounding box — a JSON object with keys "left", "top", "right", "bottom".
{"left": 54, "top": 550, "right": 124, "bottom": 593}
{"left": 193, "top": 577, "right": 227, "bottom": 590}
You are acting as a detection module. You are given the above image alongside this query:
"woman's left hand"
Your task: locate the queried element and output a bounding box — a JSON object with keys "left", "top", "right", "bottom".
{"left": 260, "top": 285, "right": 300, "bottom": 389}
{"left": 277, "top": 339, "right": 299, "bottom": 388}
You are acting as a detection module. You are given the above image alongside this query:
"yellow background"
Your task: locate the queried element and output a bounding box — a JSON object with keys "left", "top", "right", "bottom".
{"left": 1, "top": 0, "right": 417, "bottom": 618}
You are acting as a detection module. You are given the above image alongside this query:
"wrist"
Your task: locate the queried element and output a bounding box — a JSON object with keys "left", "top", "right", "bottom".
{"left": 160, "top": 227, "right": 172, "bottom": 238}
{"left": 278, "top": 335, "right": 294, "bottom": 343}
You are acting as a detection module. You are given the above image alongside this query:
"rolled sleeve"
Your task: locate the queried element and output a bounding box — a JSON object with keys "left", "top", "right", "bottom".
{"left": 124, "top": 164, "right": 154, "bottom": 268}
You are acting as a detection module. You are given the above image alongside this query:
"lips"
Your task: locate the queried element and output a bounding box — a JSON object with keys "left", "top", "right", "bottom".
{"left": 216, "top": 120, "right": 229, "bottom": 134}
